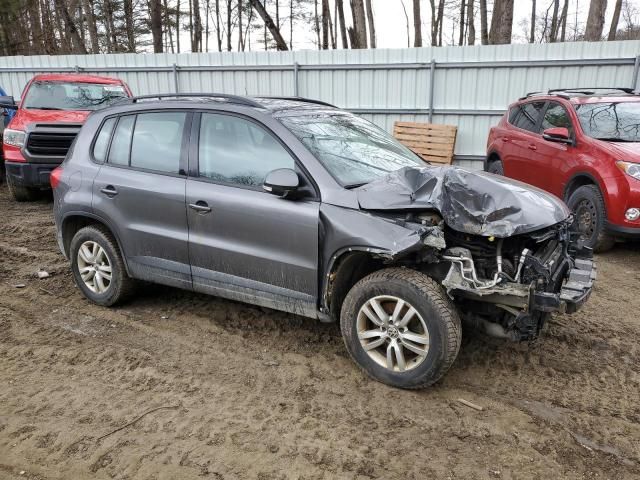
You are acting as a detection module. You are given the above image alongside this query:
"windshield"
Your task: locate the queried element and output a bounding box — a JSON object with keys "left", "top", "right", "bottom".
{"left": 277, "top": 112, "right": 424, "bottom": 186}
{"left": 574, "top": 101, "right": 640, "bottom": 142}
{"left": 23, "top": 81, "right": 128, "bottom": 111}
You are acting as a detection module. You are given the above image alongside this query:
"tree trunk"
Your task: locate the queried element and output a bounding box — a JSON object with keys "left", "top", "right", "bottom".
{"left": 192, "top": 0, "right": 202, "bottom": 52}
{"left": 412, "top": 0, "right": 422, "bottom": 47}
{"left": 150, "top": 0, "right": 163, "bottom": 52}
{"left": 479, "top": 0, "right": 488, "bottom": 44}
{"left": 458, "top": 0, "right": 466, "bottom": 46}
{"left": 124, "top": 0, "right": 135, "bottom": 52}
{"left": 467, "top": 0, "right": 475, "bottom": 45}
{"left": 249, "top": 0, "right": 289, "bottom": 50}
{"left": 365, "top": 0, "right": 375, "bottom": 48}
{"left": 559, "top": 0, "right": 569, "bottom": 41}
{"left": 215, "top": 0, "right": 221, "bottom": 51}
{"left": 81, "top": 0, "right": 98, "bottom": 53}
{"left": 176, "top": 0, "right": 181, "bottom": 52}
{"left": 489, "top": 0, "right": 514, "bottom": 44}
{"left": 529, "top": 0, "right": 536, "bottom": 42}
{"left": 238, "top": 0, "right": 243, "bottom": 50}
{"left": 549, "top": 0, "right": 560, "bottom": 42}
{"left": 56, "top": 0, "right": 86, "bottom": 53}
{"left": 226, "top": 0, "right": 232, "bottom": 51}
{"left": 608, "top": 0, "right": 623, "bottom": 40}
{"left": 584, "top": 0, "right": 607, "bottom": 41}
{"left": 28, "top": 0, "right": 44, "bottom": 53}
{"left": 314, "top": 0, "right": 321, "bottom": 48}
{"left": 430, "top": 0, "right": 445, "bottom": 46}
{"left": 336, "top": 0, "right": 348, "bottom": 48}
{"left": 350, "top": 0, "right": 367, "bottom": 48}
{"left": 400, "top": 0, "right": 410, "bottom": 47}
{"left": 322, "top": 0, "right": 329, "bottom": 49}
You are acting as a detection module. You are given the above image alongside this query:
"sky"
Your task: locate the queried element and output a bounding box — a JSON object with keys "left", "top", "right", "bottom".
{"left": 271, "top": 0, "right": 640, "bottom": 51}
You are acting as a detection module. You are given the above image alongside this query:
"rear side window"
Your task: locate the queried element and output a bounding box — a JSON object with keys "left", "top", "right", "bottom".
{"left": 512, "top": 102, "right": 545, "bottom": 133}
{"left": 198, "top": 113, "right": 295, "bottom": 188}
{"left": 108, "top": 115, "right": 135, "bottom": 166}
{"left": 130, "top": 112, "right": 186, "bottom": 174}
{"left": 93, "top": 117, "right": 116, "bottom": 163}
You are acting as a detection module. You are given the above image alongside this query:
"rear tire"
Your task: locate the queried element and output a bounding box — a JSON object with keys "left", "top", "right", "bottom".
{"left": 7, "top": 174, "right": 39, "bottom": 202}
{"left": 487, "top": 159, "right": 504, "bottom": 175}
{"left": 70, "top": 225, "right": 136, "bottom": 306}
{"left": 567, "top": 185, "right": 615, "bottom": 253}
{"left": 340, "top": 268, "right": 462, "bottom": 389}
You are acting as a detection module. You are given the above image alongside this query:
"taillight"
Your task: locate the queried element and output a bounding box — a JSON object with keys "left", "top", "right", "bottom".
{"left": 50, "top": 166, "right": 63, "bottom": 189}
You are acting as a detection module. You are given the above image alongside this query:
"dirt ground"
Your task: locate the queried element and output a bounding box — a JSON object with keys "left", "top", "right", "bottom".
{"left": 0, "top": 184, "right": 639, "bottom": 480}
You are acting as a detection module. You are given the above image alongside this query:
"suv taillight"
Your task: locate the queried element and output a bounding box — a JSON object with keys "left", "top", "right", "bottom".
{"left": 50, "top": 166, "right": 63, "bottom": 189}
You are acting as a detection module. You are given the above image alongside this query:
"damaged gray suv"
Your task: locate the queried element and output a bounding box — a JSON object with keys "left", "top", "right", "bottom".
{"left": 53, "top": 94, "right": 595, "bottom": 389}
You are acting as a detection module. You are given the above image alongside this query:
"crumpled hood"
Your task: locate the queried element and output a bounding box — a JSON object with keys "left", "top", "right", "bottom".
{"left": 356, "top": 166, "right": 571, "bottom": 237}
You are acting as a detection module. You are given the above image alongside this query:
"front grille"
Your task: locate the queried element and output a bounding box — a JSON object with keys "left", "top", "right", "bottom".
{"left": 26, "top": 132, "right": 77, "bottom": 156}
{"left": 24, "top": 123, "right": 83, "bottom": 161}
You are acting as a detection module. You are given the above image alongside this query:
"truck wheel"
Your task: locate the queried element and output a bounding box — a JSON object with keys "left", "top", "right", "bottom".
{"left": 340, "top": 268, "right": 462, "bottom": 389}
{"left": 567, "top": 185, "right": 615, "bottom": 253}
{"left": 487, "top": 159, "right": 504, "bottom": 175}
{"left": 7, "top": 174, "right": 39, "bottom": 202}
{"left": 69, "top": 225, "right": 135, "bottom": 306}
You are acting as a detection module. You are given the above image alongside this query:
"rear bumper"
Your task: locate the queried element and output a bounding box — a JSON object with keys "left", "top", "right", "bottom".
{"left": 5, "top": 161, "right": 60, "bottom": 188}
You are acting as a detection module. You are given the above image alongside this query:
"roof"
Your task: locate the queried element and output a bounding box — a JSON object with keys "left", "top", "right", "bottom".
{"left": 519, "top": 88, "right": 640, "bottom": 104}
{"left": 31, "top": 73, "right": 127, "bottom": 85}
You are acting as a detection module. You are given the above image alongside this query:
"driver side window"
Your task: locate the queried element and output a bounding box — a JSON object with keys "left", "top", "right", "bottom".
{"left": 541, "top": 102, "right": 574, "bottom": 136}
{"left": 198, "top": 113, "right": 295, "bottom": 188}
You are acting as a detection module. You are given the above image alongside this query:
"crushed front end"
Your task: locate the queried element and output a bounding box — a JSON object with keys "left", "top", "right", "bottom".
{"left": 432, "top": 218, "right": 595, "bottom": 341}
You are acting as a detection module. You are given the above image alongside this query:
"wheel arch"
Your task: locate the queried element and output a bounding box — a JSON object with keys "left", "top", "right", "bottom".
{"left": 485, "top": 150, "right": 501, "bottom": 171}
{"left": 61, "top": 212, "right": 131, "bottom": 276}
{"left": 321, "top": 247, "right": 387, "bottom": 321}
{"left": 563, "top": 172, "right": 606, "bottom": 204}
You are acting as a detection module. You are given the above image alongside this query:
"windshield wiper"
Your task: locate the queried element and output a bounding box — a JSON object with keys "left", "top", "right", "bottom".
{"left": 344, "top": 182, "right": 369, "bottom": 189}
{"left": 594, "top": 137, "right": 637, "bottom": 142}
{"left": 29, "top": 106, "right": 64, "bottom": 111}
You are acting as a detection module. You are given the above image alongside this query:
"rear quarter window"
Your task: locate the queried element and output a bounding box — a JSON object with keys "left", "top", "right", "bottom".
{"left": 92, "top": 117, "right": 117, "bottom": 163}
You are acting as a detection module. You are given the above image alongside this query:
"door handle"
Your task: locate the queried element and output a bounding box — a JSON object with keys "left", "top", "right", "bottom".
{"left": 100, "top": 185, "right": 118, "bottom": 197}
{"left": 528, "top": 144, "right": 537, "bottom": 150}
{"left": 189, "top": 201, "right": 212, "bottom": 214}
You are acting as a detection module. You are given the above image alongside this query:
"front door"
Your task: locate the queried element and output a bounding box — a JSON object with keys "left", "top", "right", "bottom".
{"left": 186, "top": 112, "right": 320, "bottom": 317}
{"left": 92, "top": 111, "right": 192, "bottom": 289}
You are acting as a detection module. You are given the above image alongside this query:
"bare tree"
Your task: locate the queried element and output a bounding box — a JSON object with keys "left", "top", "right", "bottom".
{"left": 322, "top": 0, "right": 329, "bottom": 49}
{"left": 430, "top": 0, "right": 445, "bottom": 46}
{"left": 413, "top": 0, "right": 422, "bottom": 47}
{"left": 458, "top": 0, "right": 466, "bottom": 46}
{"left": 479, "top": 0, "right": 488, "bottom": 44}
{"left": 549, "top": 0, "right": 560, "bottom": 42}
{"left": 467, "top": 0, "right": 475, "bottom": 45}
{"left": 608, "top": 0, "right": 623, "bottom": 40}
{"left": 365, "top": 0, "right": 375, "bottom": 48}
{"left": 585, "top": 0, "right": 607, "bottom": 40}
{"left": 349, "top": 0, "right": 367, "bottom": 48}
{"left": 489, "top": 0, "right": 514, "bottom": 44}
{"left": 401, "top": 0, "right": 410, "bottom": 47}
{"left": 249, "top": 0, "right": 289, "bottom": 50}
{"left": 336, "top": 0, "right": 349, "bottom": 48}
{"left": 530, "top": 0, "right": 536, "bottom": 43}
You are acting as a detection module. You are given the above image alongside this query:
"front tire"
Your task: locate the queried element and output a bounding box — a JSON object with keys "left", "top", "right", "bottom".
{"left": 7, "top": 174, "right": 39, "bottom": 202}
{"left": 567, "top": 185, "right": 615, "bottom": 253}
{"left": 70, "top": 225, "right": 135, "bottom": 306}
{"left": 340, "top": 268, "right": 462, "bottom": 389}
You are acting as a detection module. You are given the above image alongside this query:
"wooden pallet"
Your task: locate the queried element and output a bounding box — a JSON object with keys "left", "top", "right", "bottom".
{"left": 393, "top": 121, "right": 458, "bottom": 165}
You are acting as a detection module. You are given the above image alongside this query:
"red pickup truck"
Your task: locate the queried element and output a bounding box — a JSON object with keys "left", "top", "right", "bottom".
{"left": 0, "top": 74, "right": 132, "bottom": 201}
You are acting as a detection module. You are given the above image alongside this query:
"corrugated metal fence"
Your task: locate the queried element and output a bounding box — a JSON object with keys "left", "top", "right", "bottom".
{"left": 1, "top": 40, "right": 640, "bottom": 168}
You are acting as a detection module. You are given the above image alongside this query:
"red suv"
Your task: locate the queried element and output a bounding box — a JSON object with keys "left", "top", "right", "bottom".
{"left": 0, "top": 74, "right": 132, "bottom": 201}
{"left": 486, "top": 88, "right": 640, "bottom": 252}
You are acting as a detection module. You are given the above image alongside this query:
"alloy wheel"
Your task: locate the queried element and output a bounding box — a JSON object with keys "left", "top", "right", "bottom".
{"left": 77, "top": 240, "right": 113, "bottom": 294}
{"left": 356, "top": 295, "right": 430, "bottom": 373}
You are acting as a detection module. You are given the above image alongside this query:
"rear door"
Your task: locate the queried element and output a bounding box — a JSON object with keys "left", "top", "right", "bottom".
{"left": 504, "top": 101, "right": 546, "bottom": 186}
{"left": 185, "top": 112, "right": 320, "bottom": 317}
{"left": 92, "top": 110, "right": 192, "bottom": 289}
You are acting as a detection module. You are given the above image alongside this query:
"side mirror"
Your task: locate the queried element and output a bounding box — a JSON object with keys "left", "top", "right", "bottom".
{"left": 263, "top": 168, "right": 300, "bottom": 198}
{"left": 542, "top": 127, "right": 572, "bottom": 145}
{"left": 0, "top": 95, "right": 17, "bottom": 110}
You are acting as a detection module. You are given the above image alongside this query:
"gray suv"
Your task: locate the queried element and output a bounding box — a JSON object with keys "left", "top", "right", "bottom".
{"left": 53, "top": 94, "right": 595, "bottom": 389}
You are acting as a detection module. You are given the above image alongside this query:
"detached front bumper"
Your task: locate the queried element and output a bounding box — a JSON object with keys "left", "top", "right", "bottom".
{"left": 534, "top": 257, "right": 597, "bottom": 314}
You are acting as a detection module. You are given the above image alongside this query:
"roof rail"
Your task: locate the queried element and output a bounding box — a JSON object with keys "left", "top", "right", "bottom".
{"left": 256, "top": 96, "right": 337, "bottom": 108}
{"left": 122, "top": 93, "right": 265, "bottom": 108}
{"left": 520, "top": 91, "right": 570, "bottom": 100}
{"left": 548, "top": 87, "right": 636, "bottom": 95}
